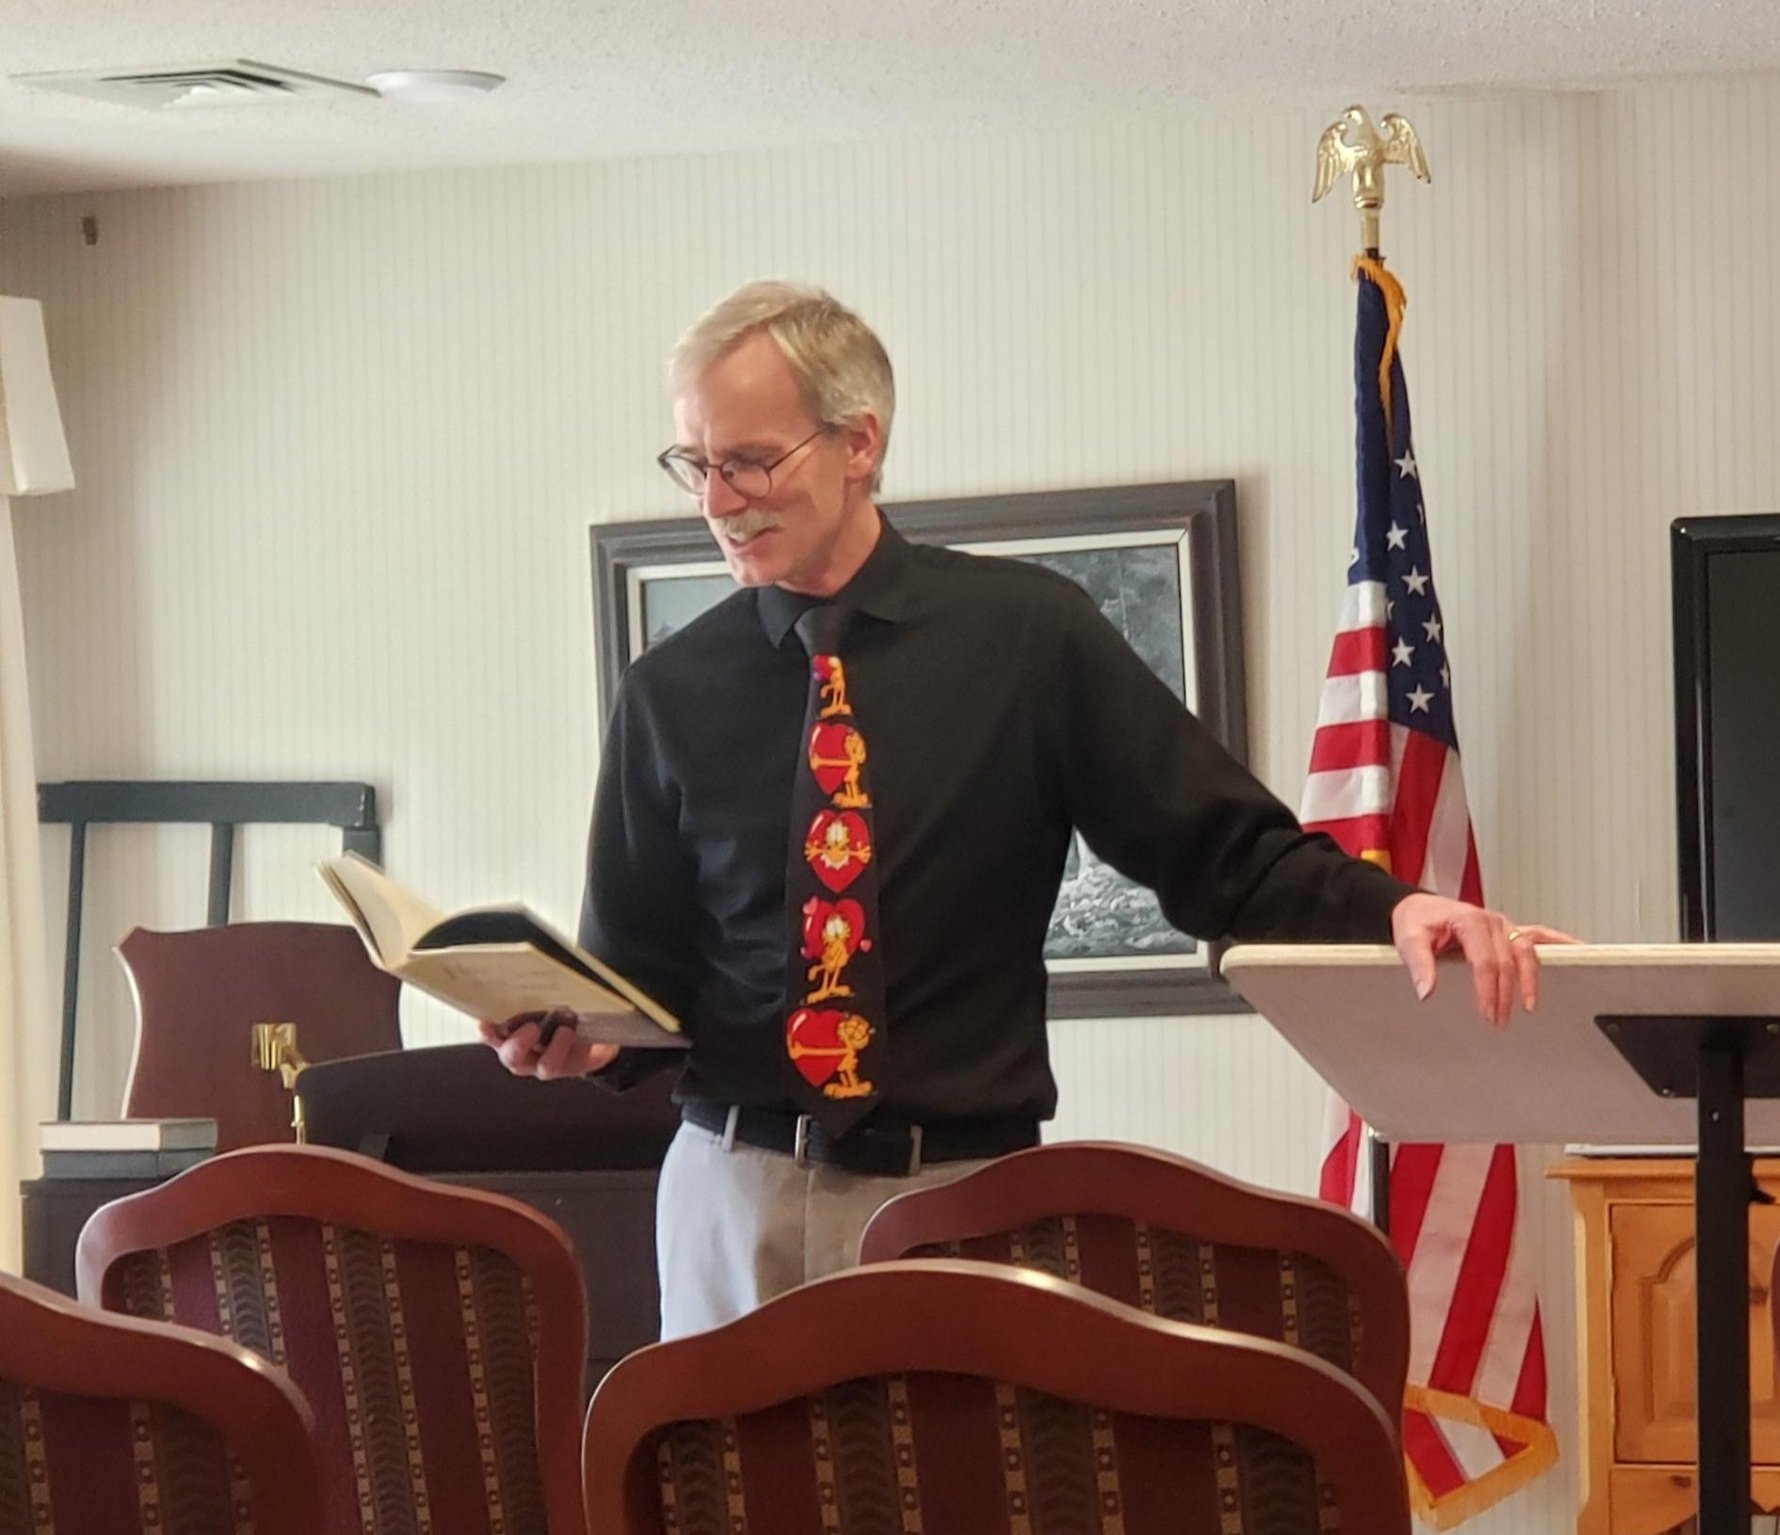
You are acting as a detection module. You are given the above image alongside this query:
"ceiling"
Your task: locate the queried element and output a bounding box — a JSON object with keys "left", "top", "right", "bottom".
{"left": 0, "top": 0, "right": 1774, "bottom": 196}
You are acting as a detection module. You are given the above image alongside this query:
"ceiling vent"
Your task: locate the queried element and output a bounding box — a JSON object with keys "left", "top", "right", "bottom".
{"left": 12, "top": 59, "right": 377, "bottom": 110}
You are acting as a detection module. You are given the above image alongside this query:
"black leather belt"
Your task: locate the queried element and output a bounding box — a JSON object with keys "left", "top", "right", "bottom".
{"left": 680, "top": 1101, "right": 1038, "bottom": 1178}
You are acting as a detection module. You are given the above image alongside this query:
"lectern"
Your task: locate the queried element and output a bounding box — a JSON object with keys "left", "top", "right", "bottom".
{"left": 1222, "top": 941, "right": 1780, "bottom": 1535}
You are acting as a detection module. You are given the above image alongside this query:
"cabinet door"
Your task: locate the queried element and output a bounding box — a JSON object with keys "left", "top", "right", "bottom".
{"left": 1610, "top": 1200, "right": 1780, "bottom": 1463}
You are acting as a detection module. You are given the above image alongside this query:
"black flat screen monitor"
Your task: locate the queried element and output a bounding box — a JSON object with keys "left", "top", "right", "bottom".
{"left": 1672, "top": 514, "right": 1780, "bottom": 941}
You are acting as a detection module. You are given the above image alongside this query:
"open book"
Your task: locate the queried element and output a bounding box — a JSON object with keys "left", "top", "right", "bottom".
{"left": 317, "top": 853, "right": 685, "bottom": 1049}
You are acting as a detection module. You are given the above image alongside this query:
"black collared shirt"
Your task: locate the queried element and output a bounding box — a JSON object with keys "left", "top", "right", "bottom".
{"left": 580, "top": 517, "right": 1415, "bottom": 1122}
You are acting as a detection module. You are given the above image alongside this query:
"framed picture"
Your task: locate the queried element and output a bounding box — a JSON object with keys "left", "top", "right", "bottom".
{"left": 589, "top": 480, "right": 1249, "bottom": 1017}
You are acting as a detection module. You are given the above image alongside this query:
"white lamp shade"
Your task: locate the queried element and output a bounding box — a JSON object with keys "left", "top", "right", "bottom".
{"left": 0, "top": 297, "right": 73, "bottom": 497}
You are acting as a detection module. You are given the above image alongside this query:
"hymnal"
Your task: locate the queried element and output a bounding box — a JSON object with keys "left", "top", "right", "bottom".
{"left": 317, "top": 853, "right": 684, "bottom": 1048}
{"left": 38, "top": 1118, "right": 216, "bottom": 1154}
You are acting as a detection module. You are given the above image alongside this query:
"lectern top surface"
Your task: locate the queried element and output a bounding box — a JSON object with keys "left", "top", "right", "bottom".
{"left": 1221, "top": 943, "right": 1780, "bottom": 1145}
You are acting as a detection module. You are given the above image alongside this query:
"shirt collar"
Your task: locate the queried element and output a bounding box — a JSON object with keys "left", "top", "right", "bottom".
{"left": 756, "top": 514, "right": 918, "bottom": 647}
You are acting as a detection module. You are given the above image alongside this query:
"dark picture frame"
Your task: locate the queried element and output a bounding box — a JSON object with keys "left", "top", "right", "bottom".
{"left": 589, "top": 480, "right": 1249, "bottom": 1017}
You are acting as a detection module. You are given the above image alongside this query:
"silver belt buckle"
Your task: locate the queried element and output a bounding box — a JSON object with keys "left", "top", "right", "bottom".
{"left": 793, "top": 1113, "right": 813, "bottom": 1168}
{"left": 905, "top": 1124, "right": 924, "bottom": 1177}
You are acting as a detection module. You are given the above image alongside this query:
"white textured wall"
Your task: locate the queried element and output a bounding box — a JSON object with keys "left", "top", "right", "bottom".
{"left": 8, "top": 77, "right": 1780, "bottom": 1531}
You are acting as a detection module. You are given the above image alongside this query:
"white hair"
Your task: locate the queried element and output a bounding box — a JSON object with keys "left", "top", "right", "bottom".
{"left": 670, "top": 281, "right": 896, "bottom": 493}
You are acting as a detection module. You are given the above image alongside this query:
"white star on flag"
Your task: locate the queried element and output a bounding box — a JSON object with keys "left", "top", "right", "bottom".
{"left": 1386, "top": 522, "right": 1409, "bottom": 550}
{"left": 1423, "top": 615, "right": 1443, "bottom": 642}
{"left": 1403, "top": 567, "right": 1431, "bottom": 595}
{"left": 1391, "top": 638, "right": 1415, "bottom": 667}
{"left": 1395, "top": 449, "right": 1418, "bottom": 479}
{"left": 1407, "top": 684, "right": 1434, "bottom": 712}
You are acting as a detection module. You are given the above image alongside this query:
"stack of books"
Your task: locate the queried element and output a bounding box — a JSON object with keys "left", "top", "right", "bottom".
{"left": 37, "top": 1118, "right": 217, "bottom": 1179}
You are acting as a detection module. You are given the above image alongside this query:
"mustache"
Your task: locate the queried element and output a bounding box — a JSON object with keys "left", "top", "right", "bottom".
{"left": 711, "top": 508, "right": 783, "bottom": 541}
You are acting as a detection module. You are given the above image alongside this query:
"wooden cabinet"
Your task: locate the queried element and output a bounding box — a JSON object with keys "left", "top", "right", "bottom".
{"left": 1552, "top": 1157, "right": 1780, "bottom": 1535}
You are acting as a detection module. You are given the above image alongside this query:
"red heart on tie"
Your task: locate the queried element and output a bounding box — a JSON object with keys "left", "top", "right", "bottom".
{"left": 807, "top": 722, "right": 864, "bottom": 796}
{"left": 801, "top": 897, "right": 866, "bottom": 961}
{"left": 786, "top": 1006, "right": 848, "bottom": 1087}
{"left": 804, "top": 810, "right": 873, "bottom": 892}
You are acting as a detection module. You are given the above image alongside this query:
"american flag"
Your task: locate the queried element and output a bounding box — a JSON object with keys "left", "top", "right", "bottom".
{"left": 1301, "top": 258, "right": 1557, "bottom": 1526}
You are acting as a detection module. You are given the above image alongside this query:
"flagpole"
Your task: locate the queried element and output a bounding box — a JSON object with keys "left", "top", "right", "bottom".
{"left": 1305, "top": 111, "right": 1559, "bottom": 1521}
{"left": 1365, "top": 1125, "right": 1391, "bottom": 1233}
{"left": 1312, "top": 106, "right": 1431, "bottom": 1238}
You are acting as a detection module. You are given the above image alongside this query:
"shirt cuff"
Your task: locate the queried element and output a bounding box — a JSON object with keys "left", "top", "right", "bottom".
{"left": 1346, "top": 864, "right": 1423, "bottom": 941}
{"left": 586, "top": 1047, "right": 682, "bottom": 1095}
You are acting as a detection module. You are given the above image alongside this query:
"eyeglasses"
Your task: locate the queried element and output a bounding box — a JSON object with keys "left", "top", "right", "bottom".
{"left": 656, "top": 427, "right": 827, "bottom": 499}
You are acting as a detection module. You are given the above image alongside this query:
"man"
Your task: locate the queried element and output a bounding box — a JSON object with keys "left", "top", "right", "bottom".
{"left": 483, "top": 280, "right": 1567, "bottom": 1338}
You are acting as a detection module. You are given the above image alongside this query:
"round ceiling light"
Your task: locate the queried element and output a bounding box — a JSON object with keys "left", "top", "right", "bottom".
{"left": 367, "top": 69, "right": 505, "bottom": 104}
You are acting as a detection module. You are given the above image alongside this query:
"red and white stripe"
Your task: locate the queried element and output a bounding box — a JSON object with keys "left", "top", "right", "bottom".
{"left": 1303, "top": 579, "right": 1552, "bottom": 1525}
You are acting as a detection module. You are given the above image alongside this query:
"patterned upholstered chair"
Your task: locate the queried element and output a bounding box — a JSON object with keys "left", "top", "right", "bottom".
{"left": 75, "top": 1144, "right": 587, "bottom": 1535}
{"left": 0, "top": 1269, "right": 321, "bottom": 1535}
{"left": 583, "top": 1259, "right": 1410, "bottom": 1535}
{"left": 858, "top": 1140, "right": 1409, "bottom": 1423}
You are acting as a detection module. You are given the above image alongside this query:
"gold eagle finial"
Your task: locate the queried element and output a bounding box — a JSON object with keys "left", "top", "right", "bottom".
{"left": 1312, "top": 106, "right": 1430, "bottom": 254}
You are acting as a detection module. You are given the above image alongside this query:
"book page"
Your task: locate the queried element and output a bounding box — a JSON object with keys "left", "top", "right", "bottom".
{"left": 317, "top": 853, "right": 448, "bottom": 967}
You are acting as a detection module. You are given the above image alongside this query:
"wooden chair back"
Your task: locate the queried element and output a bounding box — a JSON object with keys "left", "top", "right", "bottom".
{"left": 583, "top": 1258, "right": 1410, "bottom": 1535}
{"left": 77, "top": 1143, "right": 587, "bottom": 1535}
{"left": 0, "top": 1269, "right": 321, "bottom": 1535}
{"left": 117, "top": 921, "right": 402, "bottom": 1149}
{"left": 859, "top": 1139, "right": 1409, "bottom": 1419}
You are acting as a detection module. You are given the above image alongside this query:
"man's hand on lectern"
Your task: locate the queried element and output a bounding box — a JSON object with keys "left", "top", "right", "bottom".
{"left": 1390, "top": 892, "right": 1580, "bottom": 1028}
{"left": 478, "top": 1009, "right": 622, "bottom": 1080}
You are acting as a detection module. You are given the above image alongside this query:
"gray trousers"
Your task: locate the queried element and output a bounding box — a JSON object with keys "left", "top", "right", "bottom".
{"left": 655, "top": 1117, "right": 993, "bottom": 1340}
